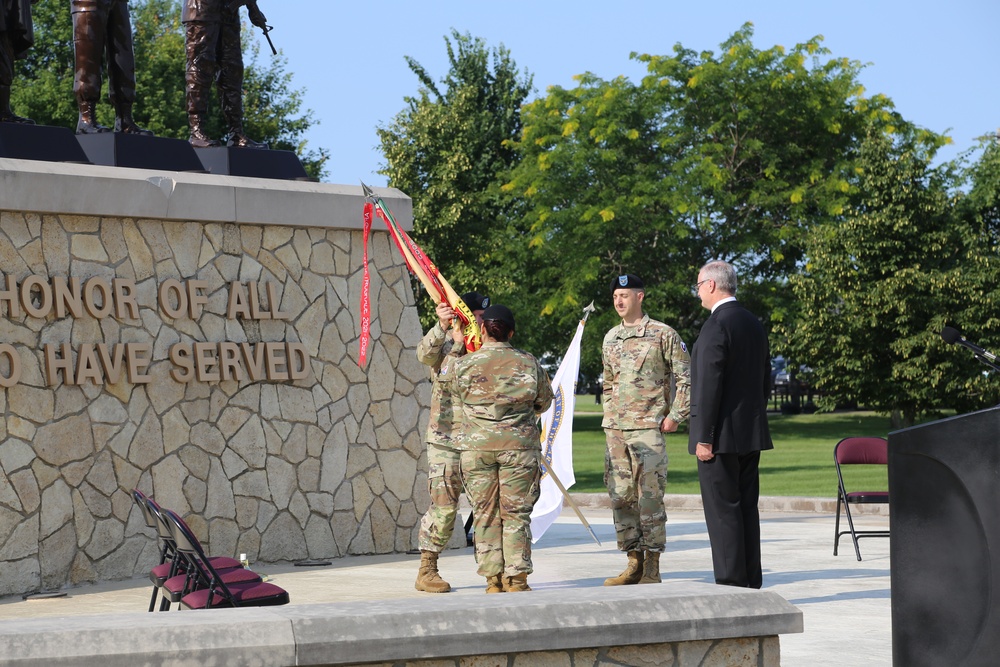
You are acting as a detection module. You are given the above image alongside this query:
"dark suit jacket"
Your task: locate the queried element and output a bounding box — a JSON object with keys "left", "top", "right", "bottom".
{"left": 688, "top": 300, "right": 773, "bottom": 455}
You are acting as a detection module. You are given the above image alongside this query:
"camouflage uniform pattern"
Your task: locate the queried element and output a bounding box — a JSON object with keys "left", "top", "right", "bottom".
{"left": 460, "top": 449, "right": 541, "bottom": 576}
{"left": 447, "top": 341, "right": 554, "bottom": 452}
{"left": 448, "top": 341, "right": 553, "bottom": 576}
{"left": 416, "top": 322, "right": 465, "bottom": 447}
{"left": 602, "top": 314, "right": 691, "bottom": 552}
{"left": 604, "top": 428, "right": 669, "bottom": 550}
{"left": 601, "top": 314, "right": 691, "bottom": 430}
{"left": 415, "top": 322, "right": 466, "bottom": 553}
{"left": 71, "top": 0, "right": 137, "bottom": 106}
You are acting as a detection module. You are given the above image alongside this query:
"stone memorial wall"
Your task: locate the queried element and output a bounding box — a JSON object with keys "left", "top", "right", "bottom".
{"left": 0, "top": 159, "right": 428, "bottom": 598}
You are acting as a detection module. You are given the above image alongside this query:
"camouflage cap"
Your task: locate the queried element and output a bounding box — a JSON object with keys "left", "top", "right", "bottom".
{"left": 461, "top": 291, "right": 491, "bottom": 312}
{"left": 611, "top": 274, "right": 644, "bottom": 293}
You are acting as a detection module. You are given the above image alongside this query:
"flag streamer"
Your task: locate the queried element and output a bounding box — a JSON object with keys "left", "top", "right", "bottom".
{"left": 358, "top": 182, "right": 482, "bottom": 366}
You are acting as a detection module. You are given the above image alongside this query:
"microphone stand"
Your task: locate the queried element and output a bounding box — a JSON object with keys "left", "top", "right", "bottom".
{"left": 972, "top": 353, "right": 1000, "bottom": 374}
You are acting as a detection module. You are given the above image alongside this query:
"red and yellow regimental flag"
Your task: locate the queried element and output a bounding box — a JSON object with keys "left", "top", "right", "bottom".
{"left": 358, "top": 185, "right": 481, "bottom": 367}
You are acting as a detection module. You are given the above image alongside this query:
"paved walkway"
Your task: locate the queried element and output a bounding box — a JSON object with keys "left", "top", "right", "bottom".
{"left": 0, "top": 502, "right": 890, "bottom": 667}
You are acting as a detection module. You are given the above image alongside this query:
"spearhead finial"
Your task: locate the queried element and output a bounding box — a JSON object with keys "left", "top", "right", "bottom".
{"left": 360, "top": 181, "right": 374, "bottom": 198}
{"left": 582, "top": 301, "right": 596, "bottom": 322}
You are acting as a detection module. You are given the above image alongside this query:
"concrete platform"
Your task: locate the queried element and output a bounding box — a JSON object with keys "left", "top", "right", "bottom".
{"left": 0, "top": 500, "right": 891, "bottom": 666}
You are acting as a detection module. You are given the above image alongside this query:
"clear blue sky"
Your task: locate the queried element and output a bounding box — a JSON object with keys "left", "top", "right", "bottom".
{"left": 260, "top": 1, "right": 998, "bottom": 186}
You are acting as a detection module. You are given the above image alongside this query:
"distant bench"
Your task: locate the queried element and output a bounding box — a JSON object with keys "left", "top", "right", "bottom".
{"left": 0, "top": 583, "right": 802, "bottom": 666}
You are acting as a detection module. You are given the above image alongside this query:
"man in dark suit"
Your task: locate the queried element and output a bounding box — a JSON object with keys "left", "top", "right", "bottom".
{"left": 689, "top": 260, "right": 773, "bottom": 588}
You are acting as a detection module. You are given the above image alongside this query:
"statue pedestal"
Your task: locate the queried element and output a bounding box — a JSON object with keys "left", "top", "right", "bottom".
{"left": 0, "top": 124, "right": 90, "bottom": 163}
{"left": 76, "top": 133, "right": 204, "bottom": 172}
{"left": 194, "top": 146, "right": 311, "bottom": 181}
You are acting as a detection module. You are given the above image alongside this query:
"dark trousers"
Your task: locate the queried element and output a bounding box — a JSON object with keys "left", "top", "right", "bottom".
{"left": 697, "top": 450, "right": 762, "bottom": 588}
{"left": 184, "top": 17, "right": 242, "bottom": 123}
{"left": 72, "top": 1, "right": 137, "bottom": 105}
{"left": 0, "top": 33, "right": 13, "bottom": 87}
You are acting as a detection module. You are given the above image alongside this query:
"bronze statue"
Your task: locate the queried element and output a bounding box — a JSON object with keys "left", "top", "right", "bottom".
{"left": 0, "top": 0, "right": 37, "bottom": 124}
{"left": 71, "top": 0, "right": 152, "bottom": 135}
{"left": 182, "top": 0, "right": 267, "bottom": 149}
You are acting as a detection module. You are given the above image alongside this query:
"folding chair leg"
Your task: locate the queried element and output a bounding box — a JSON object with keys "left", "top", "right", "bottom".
{"left": 834, "top": 495, "right": 842, "bottom": 556}
{"left": 148, "top": 586, "right": 159, "bottom": 613}
{"left": 842, "top": 501, "right": 863, "bottom": 561}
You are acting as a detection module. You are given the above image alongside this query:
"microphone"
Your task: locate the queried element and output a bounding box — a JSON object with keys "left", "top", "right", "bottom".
{"left": 941, "top": 326, "right": 998, "bottom": 362}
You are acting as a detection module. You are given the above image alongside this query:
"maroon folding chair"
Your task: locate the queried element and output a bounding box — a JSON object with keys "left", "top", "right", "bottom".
{"left": 144, "top": 496, "right": 243, "bottom": 611}
{"left": 163, "top": 509, "right": 289, "bottom": 609}
{"left": 131, "top": 489, "right": 178, "bottom": 612}
{"left": 834, "top": 436, "right": 890, "bottom": 561}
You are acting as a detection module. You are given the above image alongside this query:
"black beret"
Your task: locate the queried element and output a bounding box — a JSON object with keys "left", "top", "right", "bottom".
{"left": 461, "top": 291, "right": 490, "bottom": 312}
{"left": 481, "top": 304, "right": 515, "bottom": 330}
{"left": 611, "top": 274, "right": 644, "bottom": 293}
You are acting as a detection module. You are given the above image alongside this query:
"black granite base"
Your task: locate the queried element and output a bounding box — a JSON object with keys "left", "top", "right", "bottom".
{"left": 75, "top": 133, "right": 204, "bottom": 172}
{"left": 195, "top": 146, "right": 311, "bottom": 181}
{"left": 0, "top": 123, "right": 91, "bottom": 164}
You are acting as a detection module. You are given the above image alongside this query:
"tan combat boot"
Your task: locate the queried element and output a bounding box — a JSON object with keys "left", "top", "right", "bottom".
{"left": 414, "top": 550, "right": 451, "bottom": 593}
{"left": 638, "top": 551, "right": 661, "bottom": 584}
{"left": 504, "top": 574, "right": 531, "bottom": 592}
{"left": 604, "top": 550, "right": 644, "bottom": 586}
{"left": 485, "top": 574, "right": 505, "bottom": 593}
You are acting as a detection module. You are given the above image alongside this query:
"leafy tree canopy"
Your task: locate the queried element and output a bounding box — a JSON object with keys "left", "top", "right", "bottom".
{"left": 504, "top": 23, "right": 915, "bottom": 374}
{"left": 780, "top": 126, "right": 990, "bottom": 427}
{"left": 377, "top": 30, "right": 534, "bottom": 331}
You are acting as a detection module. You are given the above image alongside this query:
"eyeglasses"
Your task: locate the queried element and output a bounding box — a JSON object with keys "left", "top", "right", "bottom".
{"left": 693, "top": 279, "right": 712, "bottom": 291}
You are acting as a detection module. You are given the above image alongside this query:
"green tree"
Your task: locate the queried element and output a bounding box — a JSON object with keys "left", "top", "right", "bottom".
{"left": 13, "top": 0, "right": 327, "bottom": 180}
{"left": 504, "top": 24, "right": 909, "bottom": 374}
{"left": 377, "top": 30, "right": 533, "bottom": 327}
{"left": 781, "top": 126, "right": 984, "bottom": 428}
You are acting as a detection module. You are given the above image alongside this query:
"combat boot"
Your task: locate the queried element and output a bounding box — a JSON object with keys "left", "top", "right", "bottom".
{"left": 114, "top": 103, "right": 153, "bottom": 136}
{"left": 76, "top": 100, "right": 110, "bottom": 134}
{"left": 504, "top": 574, "right": 531, "bottom": 592}
{"left": 638, "top": 551, "right": 661, "bottom": 584}
{"left": 603, "top": 550, "right": 644, "bottom": 586}
{"left": 226, "top": 126, "right": 268, "bottom": 150}
{"left": 0, "top": 85, "right": 34, "bottom": 124}
{"left": 414, "top": 550, "right": 450, "bottom": 593}
{"left": 189, "top": 114, "right": 221, "bottom": 148}
{"left": 485, "top": 574, "right": 504, "bottom": 594}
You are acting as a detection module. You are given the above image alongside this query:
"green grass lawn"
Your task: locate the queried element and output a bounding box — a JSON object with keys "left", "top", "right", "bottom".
{"left": 570, "top": 395, "right": 893, "bottom": 497}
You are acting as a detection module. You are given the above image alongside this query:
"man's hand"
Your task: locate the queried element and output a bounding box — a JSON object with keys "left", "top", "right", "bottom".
{"left": 660, "top": 417, "right": 679, "bottom": 433}
{"left": 435, "top": 301, "right": 455, "bottom": 330}
{"left": 696, "top": 442, "right": 714, "bottom": 462}
{"left": 247, "top": 3, "right": 268, "bottom": 29}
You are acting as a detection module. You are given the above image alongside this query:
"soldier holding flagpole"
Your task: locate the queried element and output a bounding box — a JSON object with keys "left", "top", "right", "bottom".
{"left": 448, "top": 304, "right": 554, "bottom": 594}
{"left": 413, "top": 292, "right": 490, "bottom": 593}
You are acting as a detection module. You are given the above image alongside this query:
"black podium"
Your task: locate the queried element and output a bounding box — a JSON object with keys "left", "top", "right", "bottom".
{"left": 194, "top": 146, "right": 311, "bottom": 181}
{"left": 0, "top": 124, "right": 90, "bottom": 163}
{"left": 76, "top": 133, "right": 204, "bottom": 172}
{"left": 888, "top": 407, "right": 1000, "bottom": 666}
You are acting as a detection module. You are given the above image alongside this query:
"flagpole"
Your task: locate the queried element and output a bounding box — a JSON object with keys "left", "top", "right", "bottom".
{"left": 536, "top": 302, "right": 602, "bottom": 545}
{"left": 541, "top": 456, "right": 602, "bottom": 546}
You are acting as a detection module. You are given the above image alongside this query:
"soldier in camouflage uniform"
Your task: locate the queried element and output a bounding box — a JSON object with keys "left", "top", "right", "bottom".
{"left": 71, "top": 0, "right": 153, "bottom": 135}
{"left": 447, "top": 304, "right": 553, "bottom": 593}
{"left": 602, "top": 274, "right": 691, "bottom": 586}
{"left": 413, "top": 291, "right": 490, "bottom": 593}
{"left": 0, "top": 0, "right": 36, "bottom": 124}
